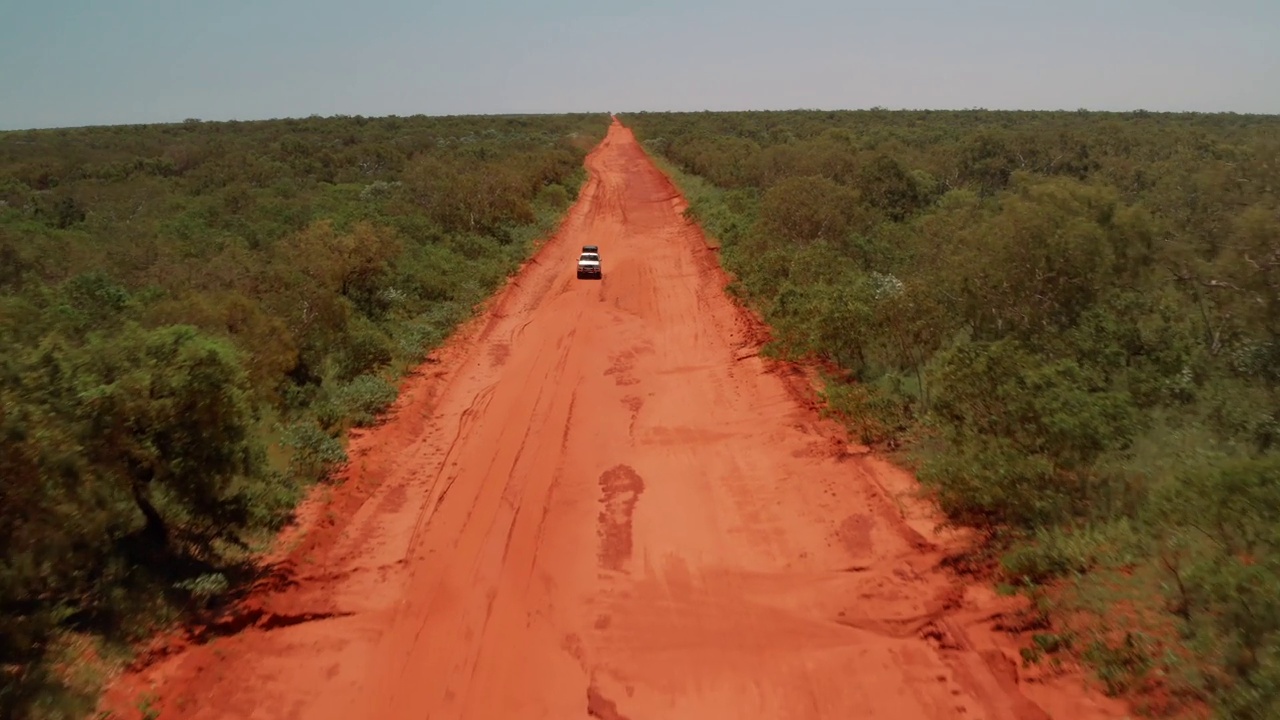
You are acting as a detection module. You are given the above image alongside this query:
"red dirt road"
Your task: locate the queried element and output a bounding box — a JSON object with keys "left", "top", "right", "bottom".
{"left": 98, "top": 119, "right": 1133, "bottom": 720}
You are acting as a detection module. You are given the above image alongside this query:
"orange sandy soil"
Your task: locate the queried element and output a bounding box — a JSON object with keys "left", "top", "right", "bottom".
{"left": 95, "top": 119, "right": 1135, "bottom": 720}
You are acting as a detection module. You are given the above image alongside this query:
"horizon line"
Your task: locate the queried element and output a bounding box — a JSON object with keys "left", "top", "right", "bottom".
{"left": 5, "top": 105, "right": 1280, "bottom": 133}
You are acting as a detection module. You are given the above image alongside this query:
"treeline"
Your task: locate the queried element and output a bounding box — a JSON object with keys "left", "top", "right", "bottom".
{"left": 620, "top": 108, "right": 1280, "bottom": 719}
{"left": 0, "top": 112, "right": 608, "bottom": 717}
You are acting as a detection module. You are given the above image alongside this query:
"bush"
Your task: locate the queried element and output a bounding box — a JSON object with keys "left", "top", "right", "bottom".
{"left": 280, "top": 421, "right": 348, "bottom": 484}
{"left": 336, "top": 374, "right": 399, "bottom": 427}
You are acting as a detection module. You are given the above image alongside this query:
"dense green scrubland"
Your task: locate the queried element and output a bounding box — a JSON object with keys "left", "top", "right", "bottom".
{"left": 0, "top": 112, "right": 608, "bottom": 717}
{"left": 620, "top": 108, "right": 1280, "bottom": 719}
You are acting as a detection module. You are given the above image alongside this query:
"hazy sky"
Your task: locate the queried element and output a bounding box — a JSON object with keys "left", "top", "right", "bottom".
{"left": 1, "top": 0, "right": 1277, "bottom": 130}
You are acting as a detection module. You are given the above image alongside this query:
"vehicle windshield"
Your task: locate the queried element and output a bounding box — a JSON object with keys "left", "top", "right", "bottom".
{"left": 579, "top": 254, "right": 599, "bottom": 262}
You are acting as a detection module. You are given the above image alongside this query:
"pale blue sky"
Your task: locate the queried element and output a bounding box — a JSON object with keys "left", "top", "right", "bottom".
{"left": 1, "top": 0, "right": 1277, "bottom": 130}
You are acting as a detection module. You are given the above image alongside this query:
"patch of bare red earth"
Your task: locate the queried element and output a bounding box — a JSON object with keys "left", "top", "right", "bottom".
{"left": 96, "top": 119, "right": 1133, "bottom": 720}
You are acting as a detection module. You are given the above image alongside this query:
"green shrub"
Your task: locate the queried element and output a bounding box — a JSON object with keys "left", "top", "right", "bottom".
{"left": 336, "top": 374, "right": 399, "bottom": 427}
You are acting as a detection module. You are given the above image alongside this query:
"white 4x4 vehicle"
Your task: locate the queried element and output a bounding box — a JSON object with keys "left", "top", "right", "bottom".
{"left": 576, "top": 248, "right": 601, "bottom": 279}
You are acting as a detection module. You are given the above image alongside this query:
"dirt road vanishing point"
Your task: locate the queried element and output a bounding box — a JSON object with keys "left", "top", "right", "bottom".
{"left": 98, "top": 119, "right": 1133, "bottom": 720}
